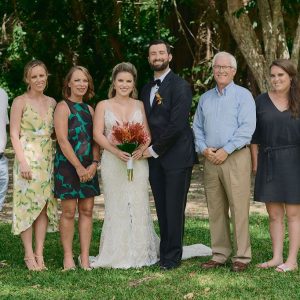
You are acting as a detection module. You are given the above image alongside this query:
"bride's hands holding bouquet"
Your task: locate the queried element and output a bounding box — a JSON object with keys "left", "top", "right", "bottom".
{"left": 114, "top": 148, "right": 131, "bottom": 162}
{"left": 132, "top": 146, "right": 144, "bottom": 160}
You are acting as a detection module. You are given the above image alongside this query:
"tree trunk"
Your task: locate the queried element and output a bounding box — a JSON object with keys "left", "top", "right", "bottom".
{"left": 291, "top": 14, "right": 300, "bottom": 67}
{"left": 225, "top": 0, "right": 299, "bottom": 93}
{"left": 225, "top": 0, "right": 269, "bottom": 91}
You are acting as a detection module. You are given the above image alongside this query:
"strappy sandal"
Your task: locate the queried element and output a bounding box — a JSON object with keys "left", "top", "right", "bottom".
{"left": 78, "top": 255, "right": 92, "bottom": 271}
{"left": 62, "top": 258, "right": 76, "bottom": 272}
{"left": 275, "top": 263, "right": 298, "bottom": 272}
{"left": 24, "top": 257, "right": 41, "bottom": 271}
{"left": 35, "top": 255, "right": 48, "bottom": 270}
{"left": 62, "top": 265, "right": 76, "bottom": 272}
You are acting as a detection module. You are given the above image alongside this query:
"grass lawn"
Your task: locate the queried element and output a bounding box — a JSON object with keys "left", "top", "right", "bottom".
{"left": 0, "top": 216, "right": 299, "bottom": 300}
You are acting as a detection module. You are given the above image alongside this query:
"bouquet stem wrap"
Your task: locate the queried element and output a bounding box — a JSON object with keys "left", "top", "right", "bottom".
{"left": 117, "top": 142, "right": 137, "bottom": 182}
{"left": 127, "top": 157, "right": 133, "bottom": 181}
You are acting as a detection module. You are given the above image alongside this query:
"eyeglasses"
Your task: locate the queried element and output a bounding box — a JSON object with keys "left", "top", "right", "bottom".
{"left": 213, "top": 65, "right": 233, "bottom": 71}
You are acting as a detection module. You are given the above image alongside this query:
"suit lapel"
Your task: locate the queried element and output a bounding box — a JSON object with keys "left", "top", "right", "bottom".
{"left": 150, "top": 71, "right": 173, "bottom": 111}
{"left": 143, "top": 83, "right": 152, "bottom": 116}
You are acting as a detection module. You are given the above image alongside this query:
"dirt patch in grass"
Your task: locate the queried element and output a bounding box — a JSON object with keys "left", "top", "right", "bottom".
{"left": 0, "top": 155, "right": 266, "bottom": 223}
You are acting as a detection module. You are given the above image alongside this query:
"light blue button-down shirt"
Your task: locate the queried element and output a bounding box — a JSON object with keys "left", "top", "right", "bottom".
{"left": 192, "top": 81, "right": 256, "bottom": 154}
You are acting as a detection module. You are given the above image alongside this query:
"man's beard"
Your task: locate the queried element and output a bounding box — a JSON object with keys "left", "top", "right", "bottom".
{"left": 149, "top": 60, "right": 169, "bottom": 72}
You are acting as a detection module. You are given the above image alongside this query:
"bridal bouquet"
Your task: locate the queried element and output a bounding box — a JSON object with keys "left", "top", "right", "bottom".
{"left": 111, "top": 121, "right": 149, "bottom": 181}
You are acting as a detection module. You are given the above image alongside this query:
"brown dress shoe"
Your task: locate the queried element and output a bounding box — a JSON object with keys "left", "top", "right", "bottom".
{"left": 201, "top": 260, "right": 225, "bottom": 269}
{"left": 232, "top": 261, "right": 249, "bottom": 272}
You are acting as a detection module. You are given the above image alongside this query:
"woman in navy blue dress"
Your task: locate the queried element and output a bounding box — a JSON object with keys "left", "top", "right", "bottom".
{"left": 251, "top": 59, "right": 300, "bottom": 272}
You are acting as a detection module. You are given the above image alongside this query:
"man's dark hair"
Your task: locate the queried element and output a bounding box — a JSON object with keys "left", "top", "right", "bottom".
{"left": 148, "top": 39, "right": 171, "bottom": 54}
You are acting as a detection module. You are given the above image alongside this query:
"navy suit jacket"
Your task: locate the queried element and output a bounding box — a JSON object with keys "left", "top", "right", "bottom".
{"left": 140, "top": 71, "right": 197, "bottom": 170}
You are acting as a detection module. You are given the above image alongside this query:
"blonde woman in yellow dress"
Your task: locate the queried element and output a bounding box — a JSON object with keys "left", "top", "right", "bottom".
{"left": 10, "top": 60, "right": 58, "bottom": 271}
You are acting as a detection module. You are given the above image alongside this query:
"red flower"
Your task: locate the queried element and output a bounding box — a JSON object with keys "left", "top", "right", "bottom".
{"left": 111, "top": 121, "right": 149, "bottom": 146}
{"left": 110, "top": 121, "right": 150, "bottom": 181}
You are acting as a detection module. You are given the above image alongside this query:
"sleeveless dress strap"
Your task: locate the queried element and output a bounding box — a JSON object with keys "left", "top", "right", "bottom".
{"left": 134, "top": 99, "right": 139, "bottom": 112}
{"left": 64, "top": 99, "right": 74, "bottom": 113}
{"left": 104, "top": 99, "right": 113, "bottom": 115}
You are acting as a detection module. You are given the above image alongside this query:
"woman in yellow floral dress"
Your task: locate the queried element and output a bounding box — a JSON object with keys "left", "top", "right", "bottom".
{"left": 10, "top": 60, "right": 58, "bottom": 271}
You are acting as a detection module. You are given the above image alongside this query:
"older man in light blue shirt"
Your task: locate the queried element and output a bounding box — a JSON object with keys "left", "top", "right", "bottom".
{"left": 193, "top": 51, "right": 256, "bottom": 272}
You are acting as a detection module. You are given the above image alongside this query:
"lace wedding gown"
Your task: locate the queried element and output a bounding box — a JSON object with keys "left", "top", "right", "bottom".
{"left": 91, "top": 103, "right": 159, "bottom": 269}
{"left": 91, "top": 101, "right": 211, "bottom": 269}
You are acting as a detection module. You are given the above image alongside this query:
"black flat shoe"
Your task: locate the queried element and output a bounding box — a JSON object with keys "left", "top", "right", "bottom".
{"left": 160, "top": 262, "right": 180, "bottom": 271}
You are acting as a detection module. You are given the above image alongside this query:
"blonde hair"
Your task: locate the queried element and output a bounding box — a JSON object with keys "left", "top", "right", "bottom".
{"left": 108, "top": 62, "right": 138, "bottom": 99}
{"left": 23, "top": 60, "right": 48, "bottom": 91}
{"left": 62, "top": 66, "right": 95, "bottom": 101}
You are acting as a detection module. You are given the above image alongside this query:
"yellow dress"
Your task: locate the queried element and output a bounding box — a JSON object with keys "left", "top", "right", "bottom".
{"left": 12, "top": 103, "right": 58, "bottom": 235}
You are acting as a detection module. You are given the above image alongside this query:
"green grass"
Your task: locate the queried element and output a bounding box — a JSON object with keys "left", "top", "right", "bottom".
{"left": 0, "top": 216, "right": 299, "bottom": 300}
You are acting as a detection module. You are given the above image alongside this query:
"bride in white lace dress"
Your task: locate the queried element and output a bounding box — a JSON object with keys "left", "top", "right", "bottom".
{"left": 92, "top": 62, "right": 211, "bottom": 269}
{"left": 92, "top": 63, "right": 159, "bottom": 268}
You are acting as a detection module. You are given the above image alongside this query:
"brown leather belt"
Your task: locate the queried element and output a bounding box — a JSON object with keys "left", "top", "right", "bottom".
{"left": 239, "top": 145, "right": 248, "bottom": 150}
{"left": 234, "top": 145, "right": 249, "bottom": 152}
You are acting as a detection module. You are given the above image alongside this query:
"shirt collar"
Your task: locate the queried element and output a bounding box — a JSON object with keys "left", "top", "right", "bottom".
{"left": 154, "top": 68, "right": 171, "bottom": 83}
{"left": 214, "top": 81, "right": 235, "bottom": 96}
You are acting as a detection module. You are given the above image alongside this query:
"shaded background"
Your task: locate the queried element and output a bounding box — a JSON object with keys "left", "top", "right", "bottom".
{"left": 0, "top": 0, "right": 300, "bottom": 114}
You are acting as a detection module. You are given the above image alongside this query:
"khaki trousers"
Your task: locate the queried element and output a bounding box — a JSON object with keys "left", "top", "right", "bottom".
{"left": 204, "top": 148, "right": 252, "bottom": 264}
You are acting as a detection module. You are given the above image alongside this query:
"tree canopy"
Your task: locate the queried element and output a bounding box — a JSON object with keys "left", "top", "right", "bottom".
{"left": 0, "top": 0, "right": 299, "bottom": 111}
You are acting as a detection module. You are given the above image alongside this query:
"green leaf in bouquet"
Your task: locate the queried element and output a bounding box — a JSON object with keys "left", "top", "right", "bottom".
{"left": 117, "top": 142, "right": 138, "bottom": 154}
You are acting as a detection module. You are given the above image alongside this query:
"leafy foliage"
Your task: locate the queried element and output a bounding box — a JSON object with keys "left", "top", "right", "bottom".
{"left": 0, "top": 0, "right": 174, "bottom": 104}
{"left": 1, "top": 0, "right": 299, "bottom": 111}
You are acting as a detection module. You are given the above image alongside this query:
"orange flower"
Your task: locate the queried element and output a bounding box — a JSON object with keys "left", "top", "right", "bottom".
{"left": 155, "top": 92, "right": 163, "bottom": 105}
{"left": 111, "top": 121, "right": 149, "bottom": 145}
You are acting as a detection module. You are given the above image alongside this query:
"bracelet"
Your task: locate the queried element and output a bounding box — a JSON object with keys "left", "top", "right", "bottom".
{"left": 92, "top": 160, "right": 99, "bottom": 165}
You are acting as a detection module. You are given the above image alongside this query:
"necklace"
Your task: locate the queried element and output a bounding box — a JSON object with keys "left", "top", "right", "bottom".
{"left": 269, "top": 92, "right": 289, "bottom": 111}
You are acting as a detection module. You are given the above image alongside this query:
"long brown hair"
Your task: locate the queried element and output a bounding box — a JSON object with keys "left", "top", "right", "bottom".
{"left": 270, "top": 59, "right": 300, "bottom": 118}
{"left": 62, "top": 66, "right": 95, "bottom": 101}
{"left": 108, "top": 62, "right": 138, "bottom": 99}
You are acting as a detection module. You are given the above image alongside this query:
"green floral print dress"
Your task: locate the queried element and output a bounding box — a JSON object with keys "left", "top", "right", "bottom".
{"left": 54, "top": 99, "right": 100, "bottom": 200}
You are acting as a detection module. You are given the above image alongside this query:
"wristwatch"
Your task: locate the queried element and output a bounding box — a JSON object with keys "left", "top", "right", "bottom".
{"left": 92, "top": 160, "right": 100, "bottom": 166}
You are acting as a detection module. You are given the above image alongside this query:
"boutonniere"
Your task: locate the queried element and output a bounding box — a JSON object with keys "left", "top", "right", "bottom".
{"left": 155, "top": 92, "right": 163, "bottom": 105}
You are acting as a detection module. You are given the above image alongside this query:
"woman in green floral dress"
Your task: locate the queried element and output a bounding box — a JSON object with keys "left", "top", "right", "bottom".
{"left": 54, "top": 66, "right": 100, "bottom": 271}
{"left": 10, "top": 60, "right": 58, "bottom": 271}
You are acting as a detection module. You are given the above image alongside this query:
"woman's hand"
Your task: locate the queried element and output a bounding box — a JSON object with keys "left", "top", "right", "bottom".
{"left": 86, "top": 163, "right": 98, "bottom": 181}
{"left": 114, "top": 149, "right": 131, "bottom": 162}
{"left": 75, "top": 165, "right": 90, "bottom": 183}
{"left": 20, "top": 161, "right": 32, "bottom": 180}
{"left": 132, "top": 148, "right": 143, "bottom": 160}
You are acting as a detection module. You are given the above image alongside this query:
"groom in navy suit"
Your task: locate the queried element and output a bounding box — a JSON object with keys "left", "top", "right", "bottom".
{"left": 141, "top": 40, "right": 197, "bottom": 270}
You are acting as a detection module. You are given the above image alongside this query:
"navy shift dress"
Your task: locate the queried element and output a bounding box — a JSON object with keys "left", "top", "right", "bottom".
{"left": 252, "top": 93, "right": 300, "bottom": 203}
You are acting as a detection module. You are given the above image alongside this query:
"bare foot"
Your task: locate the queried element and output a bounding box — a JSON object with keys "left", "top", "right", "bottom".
{"left": 256, "top": 259, "right": 283, "bottom": 269}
